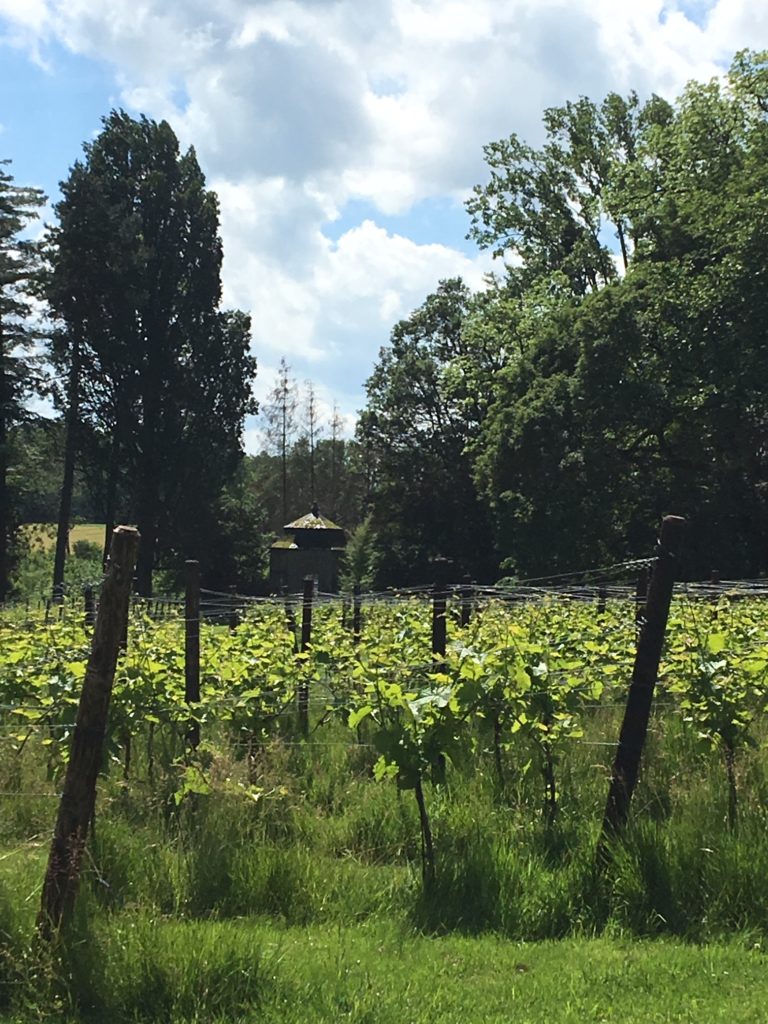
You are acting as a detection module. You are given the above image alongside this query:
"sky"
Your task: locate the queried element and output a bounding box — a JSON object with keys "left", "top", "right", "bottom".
{"left": 1, "top": 0, "right": 766, "bottom": 451}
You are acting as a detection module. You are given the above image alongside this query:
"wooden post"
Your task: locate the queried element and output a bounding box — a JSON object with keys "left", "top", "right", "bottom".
{"left": 460, "top": 575, "right": 473, "bottom": 628}
{"left": 37, "top": 526, "right": 140, "bottom": 941}
{"left": 185, "top": 561, "right": 201, "bottom": 750}
{"left": 83, "top": 585, "right": 96, "bottom": 629}
{"left": 298, "top": 576, "right": 314, "bottom": 736}
{"left": 597, "top": 585, "right": 607, "bottom": 616}
{"left": 228, "top": 584, "right": 240, "bottom": 631}
{"left": 432, "top": 583, "right": 447, "bottom": 661}
{"left": 283, "top": 587, "right": 298, "bottom": 653}
{"left": 352, "top": 583, "right": 362, "bottom": 647}
{"left": 597, "top": 516, "right": 685, "bottom": 863}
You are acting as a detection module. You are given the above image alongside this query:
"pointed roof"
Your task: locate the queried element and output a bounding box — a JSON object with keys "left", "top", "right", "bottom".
{"left": 284, "top": 511, "right": 342, "bottom": 531}
{"left": 284, "top": 503, "right": 342, "bottom": 531}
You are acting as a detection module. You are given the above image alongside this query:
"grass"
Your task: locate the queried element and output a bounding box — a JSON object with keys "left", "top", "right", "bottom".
{"left": 0, "top": 917, "right": 767, "bottom": 1022}
{"left": 20, "top": 523, "right": 106, "bottom": 553}
{"left": 2, "top": 607, "right": 768, "bottom": 1019}
{"left": 0, "top": 726, "right": 768, "bottom": 1022}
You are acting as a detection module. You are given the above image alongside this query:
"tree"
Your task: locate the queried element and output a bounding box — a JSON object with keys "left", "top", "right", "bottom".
{"left": 301, "top": 380, "right": 323, "bottom": 503}
{"left": 466, "top": 91, "right": 673, "bottom": 294}
{"left": 0, "top": 162, "right": 46, "bottom": 600}
{"left": 48, "top": 111, "right": 257, "bottom": 595}
{"left": 472, "top": 52, "right": 768, "bottom": 577}
{"left": 359, "top": 279, "right": 499, "bottom": 584}
{"left": 329, "top": 401, "right": 344, "bottom": 520}
{"left": 262, "top": 359, "right": 298, "bottom": 526}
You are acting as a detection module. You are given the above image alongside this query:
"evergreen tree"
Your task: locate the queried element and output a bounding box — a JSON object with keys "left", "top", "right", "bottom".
{"left": 0, "top": 162, "right": 46, "bottom": 600}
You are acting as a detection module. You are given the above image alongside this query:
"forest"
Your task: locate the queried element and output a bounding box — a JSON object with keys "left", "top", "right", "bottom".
{"left": 3, "top": 49, "right": 768, "bottom": 601}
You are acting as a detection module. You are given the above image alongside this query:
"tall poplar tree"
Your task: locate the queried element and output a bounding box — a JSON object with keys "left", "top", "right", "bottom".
{"left": 49, "top": 112, "right": 257, "bottom": 595}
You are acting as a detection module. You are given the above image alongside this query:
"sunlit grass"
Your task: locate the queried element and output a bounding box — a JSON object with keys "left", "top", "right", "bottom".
{"left": 20, "top": 523, "right": 106, "bottom": 552}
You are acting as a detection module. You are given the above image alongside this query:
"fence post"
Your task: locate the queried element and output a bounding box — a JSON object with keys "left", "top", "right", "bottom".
{"left": 228, "top": 584, "right": 240, "bottom": 631}
{"left": 353, "top": 583, "right": 362, "bottom": 647}
{"left": 597, "top": 515, "right": 685, "bottom": 864}
{"left": 283, "top": 587, "right": 298, "bottom": 653}
{"left": 37, "top": 526, "right": 140, "bottom": 941}
{"left": 298, "top": 576, "right": 314, "bottom": 736}
{"left": 460, "top": 575, "right": 473, "bottom": 628}
{"left": 185, "top": 560, "right": 201, "bottom": 750}
{"left": 83, "top": 585, "right": 96, "bottom": 629}
{"left": 432, "top": 583, "right": 447, "bottom": 661}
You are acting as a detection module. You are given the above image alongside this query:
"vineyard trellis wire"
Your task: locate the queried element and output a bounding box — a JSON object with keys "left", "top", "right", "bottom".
{"left": 4, "top": 516, "right": 768, "bottom": 897}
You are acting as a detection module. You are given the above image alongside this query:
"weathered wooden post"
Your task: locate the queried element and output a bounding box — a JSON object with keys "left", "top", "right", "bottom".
{"left": 38, "top": 526, "right": 140, "bottom": 941}
{"left": 298, "top": 576, "right": 314, "bottom": 736}
{"left": 185, "top": 560, "right": 201, "bottom": 750}
{"left": 83, "top": 585, "right": 96, "bottom": 629}
{"left": 597, "top": 516, "right": 685, "bottom": 865}
{"left": 431, "top": 583, "right": 447, "bottom": 662}
{"left": 282, "top": 586, "right": 298, "bottom": 653}
{"left": 228, "top": 584, "right": 240, "bottom": 631}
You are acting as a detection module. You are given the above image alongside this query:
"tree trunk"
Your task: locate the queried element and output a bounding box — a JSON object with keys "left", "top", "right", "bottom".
{"left": 101, "top": 430, "right": 119, "bottom": 567}
{"left": 0, "top": 345, "right": 9, "bottom": 603}
{"left": 135, "top": 514, "right": 156, "bottom": 598}
{"left": 53, "top": 336, "right": 81, "bottom": 601}
{"left": 414, "top": 775, "right": 435, "bottom": 888}
{"left": 136, "top": 415, "right": 159, "bottom": 598}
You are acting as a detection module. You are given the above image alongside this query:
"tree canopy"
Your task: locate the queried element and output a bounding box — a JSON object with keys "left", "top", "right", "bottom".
{"left": 357, "top": 50, "right": 768, "bottom": 583}
{"left": 0, "top": 162, "right": 46, "bottom": 599}
{"left": 47, "top": 111, "right": 258, "bottom": 593}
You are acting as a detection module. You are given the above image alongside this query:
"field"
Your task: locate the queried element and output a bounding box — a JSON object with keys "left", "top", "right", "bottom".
{"left": 21, "top": 523, "right": 106, "bottom": 553}
{"left": 1, "top": 584, "right": 768, "bottom": 1020}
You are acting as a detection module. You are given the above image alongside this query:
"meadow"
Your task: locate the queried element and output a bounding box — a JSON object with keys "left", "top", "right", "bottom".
{"left": 0, "top": 585, "right": 767, "bottom": 1021}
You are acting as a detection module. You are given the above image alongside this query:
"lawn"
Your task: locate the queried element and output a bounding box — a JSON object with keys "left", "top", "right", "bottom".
{"left": 0, "top": 913, "right": 765, "bottom": 1023}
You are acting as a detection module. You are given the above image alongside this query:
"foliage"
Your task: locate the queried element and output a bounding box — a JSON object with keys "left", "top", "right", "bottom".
{"left": 0, "top": 161, "right": 46, "bottom": 601}
{"left": 3, "top": 592, "right": 768, "bottom": 1020}
{"left": 359, "top": 279, "right": 499, "bottom": 584}
{"left": 47, "top": 111, "right": 258, "bottom": 596}
{"left": 339, "top": 514, "right": 379, "bottom": 591}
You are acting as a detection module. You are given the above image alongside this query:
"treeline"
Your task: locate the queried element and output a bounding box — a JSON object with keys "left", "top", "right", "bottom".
{"left": 358, "top": 50, "right": 768, "bottom": 584}
{"left": 4, "top": 52, "right": 768, "bottom": 598}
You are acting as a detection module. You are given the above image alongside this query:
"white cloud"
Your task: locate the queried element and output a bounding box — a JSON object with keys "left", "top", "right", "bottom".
{"left": 1, "top": 0, "right": 764, "bottom": 445}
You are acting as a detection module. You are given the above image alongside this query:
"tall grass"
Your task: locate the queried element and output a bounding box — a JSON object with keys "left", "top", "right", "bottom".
{"left": 2, "top": 706, "right": 768, "bottom": 1018}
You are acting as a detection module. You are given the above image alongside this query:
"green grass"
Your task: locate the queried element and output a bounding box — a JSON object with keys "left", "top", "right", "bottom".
{"left": 20, "top": 523, "right": 106, "bottom": 552}
{"left": 1, "top": 918, "right": 767, "bottom": 1023}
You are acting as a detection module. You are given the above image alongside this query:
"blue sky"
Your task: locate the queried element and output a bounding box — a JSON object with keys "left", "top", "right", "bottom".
{"left": 0, "top": 0, "right": 761, "bottom": 450}
{"left": 0, "top": 42, "right": 114, "bottom": 196}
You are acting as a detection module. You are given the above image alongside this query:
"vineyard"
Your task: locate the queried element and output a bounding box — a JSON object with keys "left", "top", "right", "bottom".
{"left": 2, "top": 549, "right": 768, "bottom": 1018}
